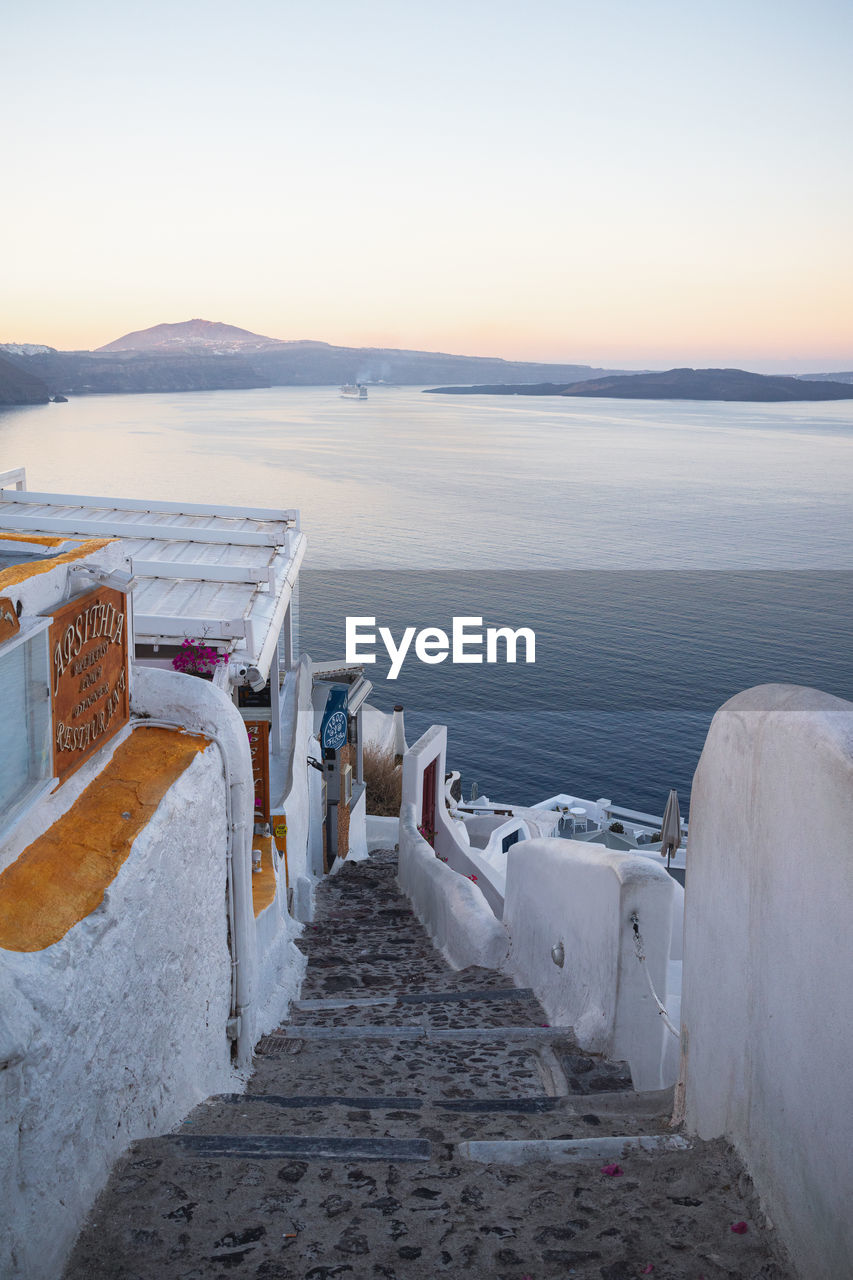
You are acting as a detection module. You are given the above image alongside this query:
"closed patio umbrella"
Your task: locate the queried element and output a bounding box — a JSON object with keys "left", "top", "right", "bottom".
{"left": 660, "top": 789, "right": 682, "bottom": 868}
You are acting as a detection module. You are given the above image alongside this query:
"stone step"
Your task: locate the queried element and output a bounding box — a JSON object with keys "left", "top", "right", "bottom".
{"left": 459, "top": 1133, "right": 692, "bottom": 1164}
{"left": 290, "top": 988, "right": 537, "bottom": 1029}
{"left": 260, "top": 1024, "right": 571, "bottom": 1043}
{"left": 249, "top": 1032, "right": 632, "bottom": 1104}
{"left": 288, "top": 986, "right": 545, "bottom": 1028}
{"left": 63, "top": 843, "right": 792, "bottom": 1280}
{"left": 298, "top": 970, "right": 528, "bottom": 998}
{"left": 163, "top": 1133, "right": 432, "bottom": 1161}
{"left": 250, "top": 1033, "right": 562, "bottom": 1100}
{"left": 64, "top": 1132, "right": 785, "bottom": 1280}
{"left": 292, "top": 985, "right": 535, "bottom": 1008}
{"left": 179, "top": 1090, "right": 675, "bottom": 1143}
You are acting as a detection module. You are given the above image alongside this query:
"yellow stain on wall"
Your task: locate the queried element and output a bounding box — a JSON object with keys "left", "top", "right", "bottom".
{"left": 0, "top": 536, "right": 116, "bottom": 593}
{"left": 0, "top": 532, "right": 69, "bottom": 547}
{"left": 0, "top": 726, "right": 211, "bottom": 952}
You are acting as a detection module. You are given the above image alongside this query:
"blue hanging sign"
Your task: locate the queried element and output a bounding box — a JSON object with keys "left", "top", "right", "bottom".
{"left": 320, "top": 686, "right": 349, "bottom": 751}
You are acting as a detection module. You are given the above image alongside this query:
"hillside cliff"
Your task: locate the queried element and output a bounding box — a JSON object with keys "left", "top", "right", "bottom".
{"left": 0, "top": 351, "right": 50, "bottom": 404}
{"left": 4, "top": 319, "right": 631, "bottom": 394}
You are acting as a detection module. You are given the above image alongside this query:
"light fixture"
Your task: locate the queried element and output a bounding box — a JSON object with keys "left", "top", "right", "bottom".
{"left": 246, "top": 665, "right": 267, "bottom": 693}
{"left": 69, "top": 565, "right": 138, "bottom": 593}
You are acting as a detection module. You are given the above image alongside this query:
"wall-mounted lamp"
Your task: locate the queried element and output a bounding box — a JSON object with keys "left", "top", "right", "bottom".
{"left": 69, "top": 565, "right": 137, "bottom": 593}
{"left": 551, "top": 941, "right": 565, "bottom": 968}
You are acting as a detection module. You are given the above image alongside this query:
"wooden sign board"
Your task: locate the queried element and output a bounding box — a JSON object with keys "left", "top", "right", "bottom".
{"left": 49, "top": 585, "right": 130, "bottom": 784}
{"left": 245, "top": 719, "right": 270, "bottom": 823}
{"left": 0, "top": 596, "right": 20, "bottom": 643}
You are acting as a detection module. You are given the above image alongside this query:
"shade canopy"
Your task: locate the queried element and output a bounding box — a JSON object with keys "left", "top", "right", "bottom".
{"left": 660, "top": 789, "right": 682, "bottom": 865}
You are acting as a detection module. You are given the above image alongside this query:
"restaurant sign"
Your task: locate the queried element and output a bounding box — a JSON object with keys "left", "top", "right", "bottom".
{"left": 49, "top": 585, "right": 130, "bottom": 783}
{"left": 245, "top": 719, "right": 271, "bottom": 823}
{"left": 0, "top": 596, "right": 20, "bottom": 643}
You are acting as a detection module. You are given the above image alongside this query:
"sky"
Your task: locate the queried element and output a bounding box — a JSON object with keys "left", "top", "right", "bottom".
{"left": 2, "top": 0, "right": 851, "bottom": 372}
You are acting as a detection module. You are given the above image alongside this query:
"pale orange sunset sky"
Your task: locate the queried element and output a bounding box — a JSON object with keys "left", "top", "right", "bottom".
{"left": 2, "top": 0, "right": 851, "bottom": 372}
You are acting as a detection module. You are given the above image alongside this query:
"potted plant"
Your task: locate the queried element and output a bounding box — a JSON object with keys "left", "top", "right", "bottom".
{"left": 171, "top": 638, "right": 228, "bottom": 679}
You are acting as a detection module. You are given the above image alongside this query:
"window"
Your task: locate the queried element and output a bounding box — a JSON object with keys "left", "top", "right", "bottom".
{"left": 0, "top": 623, "right": 52, "bottom": 838}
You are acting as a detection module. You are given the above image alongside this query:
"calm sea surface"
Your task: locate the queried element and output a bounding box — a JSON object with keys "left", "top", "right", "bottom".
{"left": 2, "top": 387, "right": 852, "bottom": 813}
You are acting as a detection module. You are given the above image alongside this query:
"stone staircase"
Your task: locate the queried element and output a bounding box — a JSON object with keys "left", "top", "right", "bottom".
{"left": 64, "top": 851, "right": 792, "bottom": 1280}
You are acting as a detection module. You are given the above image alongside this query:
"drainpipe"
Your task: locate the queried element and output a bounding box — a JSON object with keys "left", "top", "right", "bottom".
{"left": 131, "top": 717, "right": 255, "bottom": 1067}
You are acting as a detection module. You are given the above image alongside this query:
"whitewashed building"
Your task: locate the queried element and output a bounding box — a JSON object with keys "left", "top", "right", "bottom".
{"left": 0, "top": 466, "right": 370, "bottom": 1280}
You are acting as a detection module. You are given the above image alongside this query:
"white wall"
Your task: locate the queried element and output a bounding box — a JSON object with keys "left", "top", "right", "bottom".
{"left": 254, "top": 859, "right": 307, "bottom": 1037}
{"left": 361, "top": 702, "right": 398, "bottom": 755}
{"left": 366, "top": 814, "right": 399, "bottom": 850}
{"left": 0, "top": 746, "right": 234, "bottom": 1280}
{"left": 131, "top": 666, "right": 259, "bottom": 1062}
{"left": 401, "top": 725, "right": 506, "bottom": 916}
{"left": 680, "top": 684, "right": 853, "bottom": 1280}
{"left": 397, "top": 803, "right": 509, "bottom": 971}
{"left": 273, "top": 655, "right": 318, "bottom": 903}
{"left": 0, "top": 558, "right": 317, "bottom": 1278}
{"left": 400, "top": 722, "right": 446, "bottom": 815}
{"left": 504, "top": 837, "right": 676, "bottom": 1091}
{"left": 347, "top": 786, "right": 368, "bottom": 861}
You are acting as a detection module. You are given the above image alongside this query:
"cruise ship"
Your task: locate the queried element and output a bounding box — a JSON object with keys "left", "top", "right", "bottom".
{"left": 340, "top": 383, "right": 367, "bottom": 399}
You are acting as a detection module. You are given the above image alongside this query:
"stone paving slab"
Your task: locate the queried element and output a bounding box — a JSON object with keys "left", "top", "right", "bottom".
{"left": 265, "top": 1026, "right": 575, "bottom": 1043}
{"left": 180, "top": 1095, "right": 677, "bottom": 1144}
{"left": 250, "top": 1036, "right": 557, "bottom": 1100}
{"left": 288, "top": 992, "right": 546, "bottom": 1027}
{"left": 64, "top": 1138, "right": 791, "bottom": 1280}
{"left": 166, "top": 1135, "right": 432, "bottom": 1162}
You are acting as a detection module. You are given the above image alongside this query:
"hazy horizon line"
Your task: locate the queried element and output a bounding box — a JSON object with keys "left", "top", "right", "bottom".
{"left": 1, "top": 318, "right": 850, "bottom": 378}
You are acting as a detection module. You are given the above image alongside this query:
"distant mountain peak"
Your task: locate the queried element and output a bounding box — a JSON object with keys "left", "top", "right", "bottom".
{"left": 96, "top": 319, "right": 280, "bottom": 353}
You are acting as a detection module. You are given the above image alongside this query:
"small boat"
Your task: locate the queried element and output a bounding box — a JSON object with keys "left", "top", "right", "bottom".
{"left": 340, "top": 383, "right": 367, "bottom": 400}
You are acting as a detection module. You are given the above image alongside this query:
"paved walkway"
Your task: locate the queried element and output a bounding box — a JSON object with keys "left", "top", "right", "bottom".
{"left": 65, "top": 851, "right": 792, "bottom": 1280}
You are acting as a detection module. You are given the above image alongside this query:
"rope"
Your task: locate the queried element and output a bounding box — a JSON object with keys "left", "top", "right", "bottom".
{"left": 630, "top": 911, "right": 680, "bottom": 1039}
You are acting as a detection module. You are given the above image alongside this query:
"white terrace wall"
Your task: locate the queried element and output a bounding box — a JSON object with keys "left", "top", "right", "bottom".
{"left": 401, "top": 726, "right": 505, "bottom": 914}
{"left": 680, "top": 684, "right": 853, "bottom": 1280}
{"left": 274, "top": 654, "right": 320, "bottom": 919}
{"left": 0, "top": 659, "right": 316, "bottom": 1280}
{"left": 397, "top": 802, "right": 509, "bottom": 971}
{"left": 254, "top": 860, "right": 307, "bottom": 1036}
{"left": 504, "top": 837, "right": 676, "bottom": 1091}
{"left": 0, "top": 744, "right": 233, "bottom": 1280}
{"left": 401, "top": 723, "right": 447, "bottom": 825}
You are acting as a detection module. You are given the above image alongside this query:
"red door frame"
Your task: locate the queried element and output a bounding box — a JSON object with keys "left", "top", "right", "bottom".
{"left": 421, "top": 757, "right": 438, "bottom": 847}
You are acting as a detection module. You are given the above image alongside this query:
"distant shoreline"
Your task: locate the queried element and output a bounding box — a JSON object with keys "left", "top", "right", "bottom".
{"left": 425, "top": 367, "right": 853, "bottom": 404}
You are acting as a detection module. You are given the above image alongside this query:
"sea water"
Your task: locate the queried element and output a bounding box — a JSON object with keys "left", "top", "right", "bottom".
{"left": 2, "top": 386, "right": 851, "bottom": 812}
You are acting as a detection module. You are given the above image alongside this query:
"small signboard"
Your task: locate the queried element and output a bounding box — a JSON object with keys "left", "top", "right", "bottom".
{"left": 0, "top": 596, "right": 20, "bottom": 643}
{"left": 49, "top": 585, "right": 130, "bottom": 783}
{"left": 320, "top": 686, "right": 349, "bottom": 752}
{"left": 245, "top": 719, "right": 271, "bottom": 823}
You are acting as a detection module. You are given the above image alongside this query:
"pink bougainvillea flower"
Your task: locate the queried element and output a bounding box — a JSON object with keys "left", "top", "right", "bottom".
{"left": 600, "top": 1163, "right": 623, "bottom": 1176}
{"left": 641, "top": 1266, "right": 654, "bottom": 1275}
{"left": 730, "top": 1221, "right": 749, "bottom": 1234}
